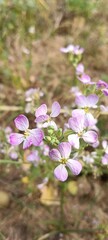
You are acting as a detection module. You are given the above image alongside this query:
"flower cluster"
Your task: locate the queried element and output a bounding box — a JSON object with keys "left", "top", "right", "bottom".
{"left": 8, "top": 43, "right": 108, "bottom": 183}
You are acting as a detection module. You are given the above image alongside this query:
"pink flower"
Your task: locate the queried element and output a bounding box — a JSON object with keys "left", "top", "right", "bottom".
{"left": 27, "top": 150, "right": 40, "bottom": 166}
{"left": 68, "top": 110, "right": 98, "bottom": 149}
{"left": 35, "top": 102, "right": 61, "bottom": 129}
{"left": 78, "top": 74, "right": 95, "bottom": 85}
{"left": 9, "top": 114, "right": 44, "bottom": 149}
{"left": 102, "top": 140, "right": 108, "bottom": 154}
{"left": 97, "top": 80, "right": 108, "bottom": 96}
{"left": 49, "top": 142, "right": 82, "bottom": 182}
{"left": 76, "top": 63, "right": 84, "bottom": 75}
{"left": 102, "top": 154, "right": 108, "bottom": 165}
{"left": 75, "top": 94, "right": 99, "bottom": 109}
{"left": 60, "top": 44, "right": 84, "bottom": 55}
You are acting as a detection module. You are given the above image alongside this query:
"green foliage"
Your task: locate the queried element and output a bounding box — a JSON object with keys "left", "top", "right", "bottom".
{"left": 66, "top": 0, "right": 98, "bottom": 17}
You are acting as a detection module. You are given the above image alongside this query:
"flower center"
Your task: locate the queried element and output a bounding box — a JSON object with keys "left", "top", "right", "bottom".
{"left": 84, "top": 107, "right": 89, "bottom": 113}
{"left": 78, "top": 131, "right": 83, "bottom": 137}
{"left": 24, "top": 129, "right": 30, "bottom": 138}
{"left": 60, "top": 158, "right": 67, "bottom": 164}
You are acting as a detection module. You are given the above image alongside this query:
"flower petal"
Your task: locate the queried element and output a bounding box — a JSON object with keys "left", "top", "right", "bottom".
{"left": 54, "top": 164, "right": 68, "bottom": 181}
{"left": 97, "top": 80, "right": 108, "bottom": 88}
{"left": 102, "top": 140, "right": 108, "bottom": 150}
{"left": 84, "top": 113, "right": 97, "bottom": 128}
{"left": 27, "top": 150, "right": 40, "bottom": 162}
{"left": 42, "top": 120, "right": 58, "bottom": 130}
{"left": 50, "top": 101, "right": 61, "bottom": 117}
{"left": 78, "top": 74, "right": 91, "bottom": 84}
{"left": 35, "top": 115, "right": 49, "bottom": 123}
{"left": 49, "top": 149, "right": 61, "bottom": 161}
{"left": 69, "top": 110, "right": 85, "bottom": 133}
{"left": 102, "top": 154, "right": 108, "bottom": 165}
{"left": 35, "top": 104, "right": 47, "bottom": 117}
{"left": 68, "top": 134, "right": 80, "bottom": 149}
{"left": 30, "top": 128, "right": 44, "bottom": 146}
{"left": 76, "top": 63, "right": 84, "bottom": 75}
{"left": 82, "top": 130, "right": 98, "bottom": 144}
{"left": 66, "top": 159, "right": 82, "bottom": 175}
{"left": 14, "top": 115, "right": 29, "bottom": 131}
{"left": 9, "top": 133, "right": 24, "bottom": 146}
{"left": 102, "top": 89, "right": 108, "bottom": 96}
{"left": 58, "top": 142, "right": 71, "bottom": 159}
{"left": 23, "top": 136, "right": 32, "bottom": 149}
{"left": 86, "top": 94, "right": 99, "bottom": 107}
{"left": 75, "top": 95, "right": 87, "bottom": 108}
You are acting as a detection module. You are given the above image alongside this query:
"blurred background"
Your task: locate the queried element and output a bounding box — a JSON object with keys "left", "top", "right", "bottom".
{"left": 0, "top": 0, "right": 108, "bottom": 239}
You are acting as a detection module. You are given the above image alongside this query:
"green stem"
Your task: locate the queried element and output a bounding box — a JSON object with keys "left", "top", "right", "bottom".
{"left": 0, "top": 160, "right": 21, "bottom": 164}
{"left": 59, "top": 182, "right": 65, "bottom": 232}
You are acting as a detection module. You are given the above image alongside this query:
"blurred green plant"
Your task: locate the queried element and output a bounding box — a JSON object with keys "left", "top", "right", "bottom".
{"left": 65, "top": 0, "right": 98, "bottom": 17}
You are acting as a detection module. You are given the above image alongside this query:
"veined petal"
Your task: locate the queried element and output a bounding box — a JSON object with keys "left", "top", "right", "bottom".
{"left": 14, "top": 115, "right": 29, "bottom": 131}
{"left": 9, "top": 133, "right": 24, "bottom": 146}
{"left": 102, "top": 89, "right": 108, "bottom": 96}
{"left": 58, "top": 142, "right": 71, "bottom": 159}
{"left": 68, "top": 134, "right": 80, "bottom": 149}
{"left": 30, "top": 128, "right": 44, "bottom": 146}
{"left": 86, "top": 94, "right": 99, "bottom": 107}
{"left": 50, "top": 101, "right": 61, "bottom": 117}
{"left": 82, "top": 130, "right": 98, "bottom": 144}
{"left": 35, "top": 104, "right": 47, "bottom": 117}
{"left": 102, "top": 154, "right": 108, "bottom": 165}
{"left": 84, "top": 113, "right": 97, "bottom": 128}
{"left": 97, "top": 80, "right": 108, "bottom": 88}
{"left": 72, "top": 109, "right": 85, "bottom": 117}
{"left": 75, "top": 95, "right": 87, "bottom": 108}
{"left": 78, "top": 74, "right": 91, "bottom": 84}
{"left": 54, "top": 164, "right": 68, "bottom": 181}
{"left": 68, "top": 111, "right": 85, "bottom": 133}
{"left": 23, "top": 136, "right": 32, "bottom": 149}
{"left": 49, "top": 149, "right": 61, "bottom": 161}
{"left": 66, "top": 159, "right": 82, "bottom": 175}
{"left": 35, "top": 115, "right": 49, "bottom": 123}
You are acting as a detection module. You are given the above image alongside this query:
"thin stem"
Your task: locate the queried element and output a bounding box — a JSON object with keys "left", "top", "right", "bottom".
{"left": 0, "top": 160, "right": 21, "bottom": 164}
{"left": 59, "top": 182, "right": 65, "bottom": 232}
{"left": 0, "top": 106, "right": 23, "bottom": 111}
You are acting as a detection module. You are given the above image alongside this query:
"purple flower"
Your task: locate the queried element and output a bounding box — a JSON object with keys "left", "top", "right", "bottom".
{"left": 97, "top": 80, "right": 108, "bottom": 89}
{"left": 75, "top": 94, "right": 99, "bottom": 109}
{"left": 102, "top": 140, "right": 108, "bottom": 154}
{"left": 9, "top": 114, "right": 44, "bottom": 149}
{"left": 68, "top": 110, "right": 98, "bottom": 149}
{"left": 78, "top": 74, "right": 95, "bottom": 84}
{"left": 76, "top": 63, "right": 84, "bottom": 75}
{"left": 35, "top": 102, "right": 61, "bottom": 127}
{"left": 5, "top": 126, "right": 13, "bottom": 143}
{"left": 25, "top": 88, "right": 44, "bottom": 102}
{"left": 97, "top": 80, "right": 108, "bottom": 96}
{"left": 9, "top": 147, "right": 18, "bottom": 160}
{"left": 60, "top": 44, "right": 74, "bottom": 53}
{"left": 102, "top": 89, "right": 108, "bottom": 96}
{"left": 60, "top": 44, "right": 84, "bottom": 55}
{"left": 73, "top": 45, "right": 84, "bottom": 55}
{"left": 27, "top": 150, "right": 40, "bottom": 166}
{"left": 49, "top": 142, "right": 82, "bottom": 181}
{"left": 70, "top": 86, "right": 82, "bottom": 97}
{"left": 102, "top": 153, "right": 108, "bottom": 165}
{"left": 72, "top": 109, "right": 97, "bottom": 127}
